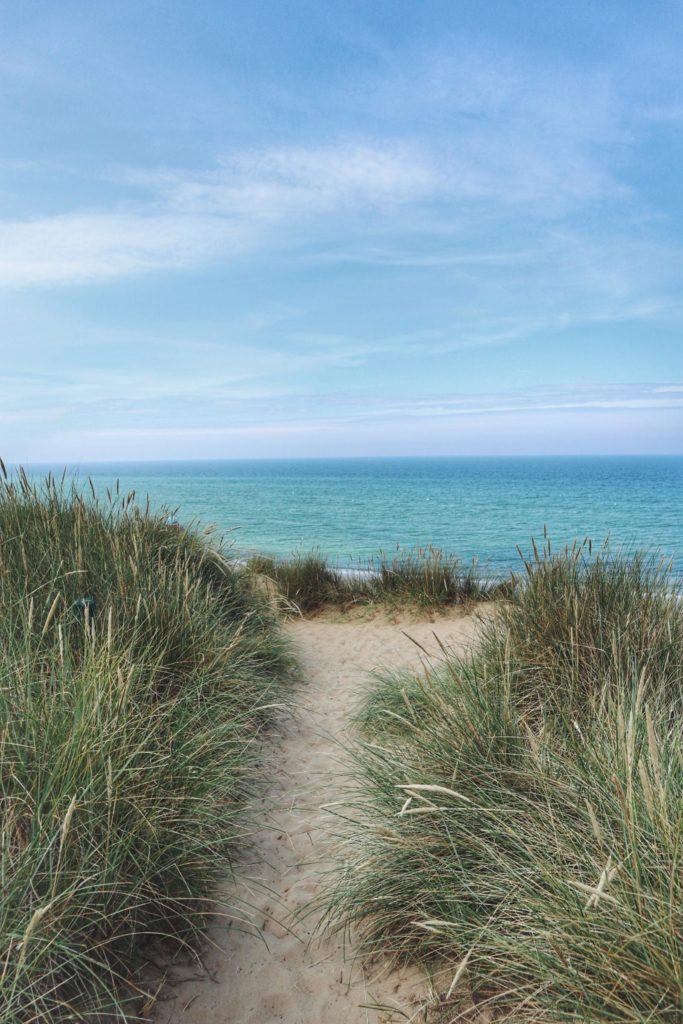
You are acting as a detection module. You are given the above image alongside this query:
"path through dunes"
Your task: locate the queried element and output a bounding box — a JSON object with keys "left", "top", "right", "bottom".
{"left": 153, "top": 610, "right": 483, "bottom": 1024}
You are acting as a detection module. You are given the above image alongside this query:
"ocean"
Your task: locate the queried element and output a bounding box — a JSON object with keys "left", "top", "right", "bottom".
{"left": 27, "top": 455, "right": 683, "bottom": 578}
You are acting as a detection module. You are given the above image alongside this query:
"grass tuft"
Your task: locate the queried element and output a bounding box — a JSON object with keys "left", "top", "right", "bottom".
{"left": 0, "top": 471, "right": 293, "bottom": 1021}
{"left": 484, "top": 536, "right": 683, "bottom": 717}
{"left": 246, "top": 545, "right": 498, "bottom": 614}
{"left": 326, "top": 541, "right": 683, "bottom": 1022}
{"left": 248, "top": 550, "right": 342, "bottom": 613}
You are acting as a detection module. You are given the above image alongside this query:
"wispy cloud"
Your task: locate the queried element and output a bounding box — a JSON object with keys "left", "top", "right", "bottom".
{"left": 0, "top": 137, "right": 673, "bottom": 322}
{"left": 1, "top": 4, "right": 682, "bottom": 460}
{"left": 344, "top": 385, "right": 683, "bottom": 422}
{"left": 0, "top": 142, "right": 441, "bottom": 287}
{"left": 7, "top": 373, "right": 680, "bottom": 432}
{"left": 162, "top": 142, "right": 440, "bottom": 214}
{"left": 0, "top": 68, "right": 653, "bottom": 292}
{"left": 0, "top": 210, "right": 242, "bottom": 287}
{"left": 19, "top": 382, "right": 681, "bottom": 463}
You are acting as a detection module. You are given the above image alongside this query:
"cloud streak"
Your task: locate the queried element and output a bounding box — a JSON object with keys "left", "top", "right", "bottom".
{"left": 5, "top": 372, "right": 680, "bottom": 429}
{"left": 0, "top": 142, "right": 442, "bottom": 287}
{"left": 1, "top": 7, "right": 682, "bottom": 460}
{"left": 0, "top": 78, "right": 653, "bottom": 292}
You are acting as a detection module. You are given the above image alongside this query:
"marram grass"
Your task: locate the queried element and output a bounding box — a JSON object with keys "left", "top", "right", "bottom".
{"left": 485, "top": 536, "right": 683, "bottom": 717}
{"left": 0, "top": 470, "right": 293, "bottom": 1022}
{"left": 246, "top": 545, "right": 501, "bottom": 614}
{"left": 326, "top": 544, "right": 683, "bottom": 1022}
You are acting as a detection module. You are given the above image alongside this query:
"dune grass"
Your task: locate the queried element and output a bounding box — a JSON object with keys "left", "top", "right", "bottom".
{"left": 247, "top": 551, "right": 343, "bottom": 612}
{"left": 326, "top": 542, "right": 683, "bottom": 1022}
{"left": 0, "top": 469, "right": 293, "bottom": 1022}
{"left": 246, "top": 545, "right": 498, "bottom": 614}
{"left": 486, "top": 536, "right": 683, "bottom": 717}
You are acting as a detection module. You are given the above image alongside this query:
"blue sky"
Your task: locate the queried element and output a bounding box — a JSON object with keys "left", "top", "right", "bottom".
{"left": 1, "top": 0, "right": 682, "bottom": 461}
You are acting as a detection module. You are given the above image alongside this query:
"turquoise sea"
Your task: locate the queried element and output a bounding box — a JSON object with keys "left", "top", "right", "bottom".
{"left": 28, "top": 455, "right": 683, "bottom": 578}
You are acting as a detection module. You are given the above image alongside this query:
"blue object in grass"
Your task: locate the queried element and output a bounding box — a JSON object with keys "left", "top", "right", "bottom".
{"left": 72, "top": 595, "right": 97, "bottom": 621}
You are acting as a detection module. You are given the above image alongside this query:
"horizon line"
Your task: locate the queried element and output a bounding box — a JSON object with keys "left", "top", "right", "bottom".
{"left": 11, "top": 451, "right": 683, "bottom": 468}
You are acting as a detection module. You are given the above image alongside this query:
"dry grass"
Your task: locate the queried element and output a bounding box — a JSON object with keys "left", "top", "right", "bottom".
{"left": 326, "top": 541, "right": 683, "bottom": 1022}
{"left": 0, "top": 470, "right": 293, "bottom": 1022}
{"left": 246, "top": 546, "right": 503, "bottom": 614}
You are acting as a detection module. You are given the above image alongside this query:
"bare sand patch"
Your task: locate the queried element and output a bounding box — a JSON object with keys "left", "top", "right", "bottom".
{"left": 153, "top": 608, "right": 484, "bottom": 1024}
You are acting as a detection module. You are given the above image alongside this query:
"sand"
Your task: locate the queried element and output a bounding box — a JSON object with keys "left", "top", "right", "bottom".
{"left": 152, "top": 608, "right": 483, "bottom": 1024}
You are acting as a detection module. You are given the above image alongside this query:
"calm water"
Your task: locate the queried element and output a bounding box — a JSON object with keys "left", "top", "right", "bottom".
{"left": 26, "top": 456, "right": 683, "bottom": 577}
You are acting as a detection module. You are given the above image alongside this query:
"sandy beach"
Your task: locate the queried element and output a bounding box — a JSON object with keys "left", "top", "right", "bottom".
{"left": 152, "top": 609, "right": 484, "bottom": 1024}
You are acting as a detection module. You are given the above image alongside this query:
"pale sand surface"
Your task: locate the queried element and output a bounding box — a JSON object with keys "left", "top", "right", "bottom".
{"left": 153, "top": 608, "right": 484, "bottom": 1024}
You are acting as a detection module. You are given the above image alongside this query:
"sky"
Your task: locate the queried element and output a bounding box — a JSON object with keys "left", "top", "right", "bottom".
{"left": 1, "top": 0, "right": 682, "bottom": 462}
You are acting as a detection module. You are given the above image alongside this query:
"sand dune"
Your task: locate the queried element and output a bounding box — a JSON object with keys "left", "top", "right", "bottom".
{"left": 153, "top": 609, "right": 483, "bottom": 1024}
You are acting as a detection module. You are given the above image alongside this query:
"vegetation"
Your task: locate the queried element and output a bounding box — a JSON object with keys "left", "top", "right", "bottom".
{"left": 0, "top": 469, "right": 293, "bottom": 1022}
{"left": 246, "top": 545, "right": 500, "bottom": 613}
{"left": 326, "top": 541, "right": 683, "bottom": 1022}
{"left": 7, "top": 468, "right": 680, "bottom": 1024}
{"left": 487, "top": 536, "right": 683, "bottom": 717}
{"left": 247, "top": 551, "right": 343, "bottom": 612}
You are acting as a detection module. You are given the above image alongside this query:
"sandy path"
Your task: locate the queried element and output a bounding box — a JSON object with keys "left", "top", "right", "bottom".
{"left": 153, "top": 610, "right": 482, "bottom": 1024}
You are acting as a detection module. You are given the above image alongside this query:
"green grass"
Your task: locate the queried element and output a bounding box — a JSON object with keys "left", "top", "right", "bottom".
{"left": 325, "top": 543, "right": 683, "bottom": 1022}
{"left": 484, "top": 536, "right": 683, "bottom": 718}
{"left": 0, "top": 469, "right": 293, "bottom": 1022}
{"left": 247, "top": 551, "right": 343, "bottom": 612}
{"left": 246, "top": 545, "right": 499, "bottom": 614}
